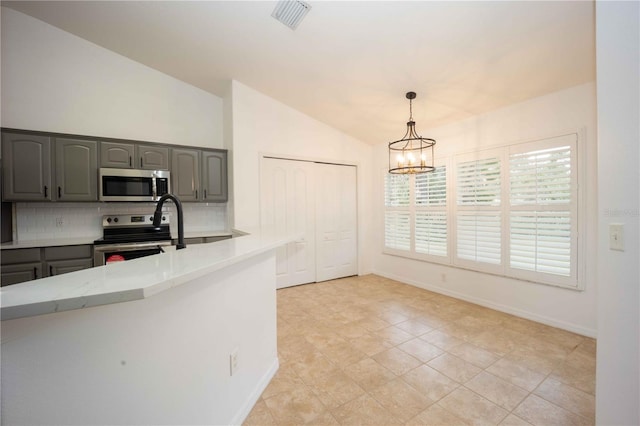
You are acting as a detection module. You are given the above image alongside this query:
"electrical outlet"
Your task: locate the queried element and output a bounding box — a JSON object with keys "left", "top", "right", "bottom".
{"left": 230, "top": 348, "right": 239, "bottom": 376}
{"left": 55, "top": 217, "right": 64, "bottom": 228}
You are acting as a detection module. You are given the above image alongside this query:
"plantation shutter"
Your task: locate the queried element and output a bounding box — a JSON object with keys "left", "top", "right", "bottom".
{"left": 455, "top": 154, "right": 502, "bottom": 268}
{"left": 384, "top": 174, "right": 410, "bottom": 251}
{"left": 385, "top": 174, "right": 410, "bottom": 207}
{"left": 508, "top": 138, "right": 575, "bottom": 281}
{"left": 457, "top": 214, "right": 502, "bottom": 264}
{"left": 415, "top": 166, "right": 447, "bottom": 257}
{"left": 385, "top": 211, "right": 411, "bottom": 250}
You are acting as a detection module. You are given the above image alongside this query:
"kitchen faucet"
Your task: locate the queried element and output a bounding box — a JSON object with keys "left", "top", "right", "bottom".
{"left": 153, "top": 194, "right": 186, "bottom": 250}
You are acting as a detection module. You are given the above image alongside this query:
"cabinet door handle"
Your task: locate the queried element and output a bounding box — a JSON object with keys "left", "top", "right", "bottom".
{"left": 44, "top": 185, "right": 48, "bottom": 198}
{"left": 195, "top": 190, "right": 198, "bottom": 199}
{"left": 33, "top": 267, "right": 38, "bottom": 279}
{"left": 129, "top": 156, "right": 132, "bottom": 167}
{"left": 49, "top": 265, "right": 53, "bottom": 276}
{"left": 204, "top": 189, "right": 207, "bottom": 199}
{"left": 58, "top": 186, "right": 62, "bottom": 198}
{"left": 140, "top": 157, "right": 143, "bottom": 168}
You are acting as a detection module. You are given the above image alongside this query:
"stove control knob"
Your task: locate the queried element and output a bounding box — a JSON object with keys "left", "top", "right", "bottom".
{"left": 162, "top": 216, "right": 166, "bottom": 221}
{"left": 114, "top": 217, "right": 119, "bottom": 223}
{"left": 149, "top": 217, "right": 153, "bottom": 222}
{"left": 106, "top": 217, "right": 112, "bottom": 223}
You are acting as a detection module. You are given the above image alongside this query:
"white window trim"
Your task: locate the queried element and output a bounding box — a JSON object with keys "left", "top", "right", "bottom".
{"left": 382, "top": 159, "right": 452, "bottom": 266}
{"left": 382, "top": 130, "right": 585, "bottom": 291}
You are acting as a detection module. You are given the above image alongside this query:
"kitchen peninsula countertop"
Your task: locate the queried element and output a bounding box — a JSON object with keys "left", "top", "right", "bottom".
{"left": 1, "top": 230, "right": 294, "bottom": 321}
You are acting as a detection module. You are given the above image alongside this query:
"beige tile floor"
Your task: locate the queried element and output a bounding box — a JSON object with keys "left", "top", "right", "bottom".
{"left": 244, "top": 274, "right": 596, "bottom": 426}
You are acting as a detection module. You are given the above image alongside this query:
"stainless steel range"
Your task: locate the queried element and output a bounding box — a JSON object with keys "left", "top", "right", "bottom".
{"left": 93, "top": 213, "right": 172, "bottom": 266}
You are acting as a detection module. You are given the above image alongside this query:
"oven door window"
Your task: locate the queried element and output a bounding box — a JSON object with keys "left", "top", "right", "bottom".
{"left": 104, "top": 247, "right": 162, "bottom": 264}
{"left": 102, "top": 176, "right": 153, "bottom": 197}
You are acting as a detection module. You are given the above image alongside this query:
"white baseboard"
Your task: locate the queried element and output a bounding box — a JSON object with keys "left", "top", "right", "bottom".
{"left": 374, "top": 270, "right": 597, "bottom": 338}
{"left": 230, "top": 357, "right": 279, "bottom": 425}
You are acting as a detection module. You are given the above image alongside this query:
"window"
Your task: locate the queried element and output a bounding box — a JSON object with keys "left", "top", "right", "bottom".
{"left": 384, "top": 174, "right": 410, "bottom": 251}
{"left": 507, "top": 136, "right": 577, "bottom": 286}
{"left": 454, "top": 153, "right": 502, "bottom": 272}
{"left": 415, "top": 167, "right": 447, "bottom": 257}
{"left": 384, "top": 164, "right": 449, "bottom": 262}
{"left": 383, "top": 133, "right": 580, "bottom": 289}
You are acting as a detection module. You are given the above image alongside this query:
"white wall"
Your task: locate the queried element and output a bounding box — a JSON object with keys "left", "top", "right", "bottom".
{"left": 1, "top": 7, "right": 223, "bottom": 148}
{"left": 229, "top": 80, "right": 374, "bottom": 274}
{"left": 1, "top": 251, "right": 278, "bottom": 425}
{"left": 595, "top": 2, "right": 640, "bottom": 424}
{"left": 372, "top": 83, "right": 598, "bottom": 336}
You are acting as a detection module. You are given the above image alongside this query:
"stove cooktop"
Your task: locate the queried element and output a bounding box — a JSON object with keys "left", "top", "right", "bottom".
{"left": 94, "top": 213, "right": 172, "bottom": 245}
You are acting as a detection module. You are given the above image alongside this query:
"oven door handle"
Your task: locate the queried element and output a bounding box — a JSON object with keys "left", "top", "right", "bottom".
{"left": 93, "top": 241, "right": 172, "bottom": 253}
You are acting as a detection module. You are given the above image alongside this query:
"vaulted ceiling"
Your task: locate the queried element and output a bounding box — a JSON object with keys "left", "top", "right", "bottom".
{"left": 3, "top": 1, "right": 596, "bottom": 144}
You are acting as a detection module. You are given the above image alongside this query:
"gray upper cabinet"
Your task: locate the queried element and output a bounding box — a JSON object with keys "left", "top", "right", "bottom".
{"left": 201, "top": 150, "right": 228, "bottom": 202}
{"left": 55, "top": 138, "right": 98, "bottom": 201}
{"left": 171, "top": 148, "right": 200, "bottom": 202}
{"left": 100, "top": 141, "right": 135, "bottom": 168}
{"left": 100, "top": 142, "right": 168, "bottom": 170}
{"left": 2, "top": 129, "right": 228, "bottom": 204}
{"left": 138, "top": 144, "right": 169, "bottom": 170}
{"left": 2, "top": 132, "right": 52, "bottom": 201}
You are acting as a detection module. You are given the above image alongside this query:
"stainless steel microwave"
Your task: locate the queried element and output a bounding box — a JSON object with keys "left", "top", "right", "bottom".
{"left": 99, "top": 168, "right": 170, "bottom": 202}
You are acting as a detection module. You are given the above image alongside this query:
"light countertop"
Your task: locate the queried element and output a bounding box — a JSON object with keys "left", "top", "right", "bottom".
{"left": 0, "top": 231, "right": 234, "bottom": 250}
{"left": 1, "top": 230, "right": 295, "bottom": 321}
{"left": 1, "top": 237, "right": 97, "bottom": 250}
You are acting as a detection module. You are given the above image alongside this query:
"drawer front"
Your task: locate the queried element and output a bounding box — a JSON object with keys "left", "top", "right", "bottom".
{"left": 44, "top": 245, "right": 92, "bottom": 261}
{"left": 2, "top": 248, "right": 41, "bottom": 264}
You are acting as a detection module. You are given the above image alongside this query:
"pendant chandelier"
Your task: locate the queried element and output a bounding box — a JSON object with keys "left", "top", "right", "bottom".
{"left": 388, "top": 92, "right": 436, "bottom": 174}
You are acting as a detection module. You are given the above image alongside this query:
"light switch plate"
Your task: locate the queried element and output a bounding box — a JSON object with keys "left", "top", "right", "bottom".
{"left": 609, "top": 223, "right": 624, "bottom": 251}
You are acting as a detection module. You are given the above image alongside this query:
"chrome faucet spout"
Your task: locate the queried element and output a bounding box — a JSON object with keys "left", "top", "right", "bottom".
{"left": 154, "top": 194, "right": 186, "bottom": 250}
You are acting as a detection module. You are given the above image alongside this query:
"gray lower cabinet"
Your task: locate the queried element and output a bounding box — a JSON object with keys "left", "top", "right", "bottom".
{"left": 1, "top": 248, "right": 44, "bottom": 286}
{"left": 171, "top": 148, "right": 200, "bottom": 201}
{"left": 46, "top": 259, "right": 93, "bottom": 276}
{"left": 44, "top": 245, "right": 93, "bottom": 277}
{"left": 1, "top": 245, "right": 93, "bottom": 286}
{"left": 100, "top": 142, "right": 169, "bottom": 170}
{"left": 1, "top": 132, "right": 52, "bottom": 201}
{"left": 1, "top": 263, "right": 43, "bottom": 286}
{"left": 55, "top": 138, "right": 98, "bottom": 201}
{"left": 201, "top": 150, "right": 228, "bottom": 202}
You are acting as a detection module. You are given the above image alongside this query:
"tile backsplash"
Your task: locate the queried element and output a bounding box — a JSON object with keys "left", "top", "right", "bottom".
{"left": 14, "top": 202, "right": 228, "bottom": 241}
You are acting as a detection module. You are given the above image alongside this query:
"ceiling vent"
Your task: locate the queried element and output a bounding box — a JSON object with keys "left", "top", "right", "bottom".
{"left": 271, "top": 0, "right": 312, "bottom": 30}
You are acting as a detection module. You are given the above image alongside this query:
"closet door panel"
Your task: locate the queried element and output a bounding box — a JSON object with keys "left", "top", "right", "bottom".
{"left": 315, "top": 163, "right": 358, "bottom": 282}
{"left": 260, "top": 158, "right": 316, "bottom": 288}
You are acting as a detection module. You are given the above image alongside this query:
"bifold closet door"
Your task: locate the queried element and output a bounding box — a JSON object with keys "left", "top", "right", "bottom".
{"left": 315, "top": 163, "right": 358, "bottom": 282}
{"left": 260, "top": 158, "right": 316, "bottom": 289}
{"left": 260, "top": 158, "right": 358, "bottom": 288}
